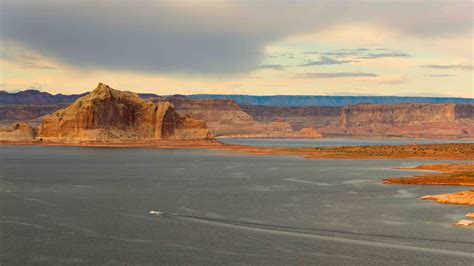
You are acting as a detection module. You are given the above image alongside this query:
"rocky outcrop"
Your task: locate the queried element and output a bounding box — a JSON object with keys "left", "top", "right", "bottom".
{"left": 0, "top": 122, "right": 37, "bottom": 141}
{"left": 241, "top": 105, "right": 341, "bottom": 131}
{"left": 39, "top": 83, "right": 211, "bottom": 142}
{"left": 165, "top": 97, "right": 322, "bottom": 138}
{"left": 244, "top": 103, "right": 474, "bottom": 138}
{"left": 338, "top": 103, "right": 474, "bottom": 138}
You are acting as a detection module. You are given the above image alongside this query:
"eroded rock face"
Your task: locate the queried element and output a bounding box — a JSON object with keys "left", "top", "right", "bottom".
{"left": 0, "top": 122, "right": 37, "bottom": 141}
{"left": 338, "top": 104, "right": 474, "bottom": 138}
{"left": 166, "top": 97, "right": 322, "bottom": 138}
{"left": 244, "top": 103, "right": 474, "bottom": 138}
{"left": 40, "top": 83, "right": 211, "bottom": 142}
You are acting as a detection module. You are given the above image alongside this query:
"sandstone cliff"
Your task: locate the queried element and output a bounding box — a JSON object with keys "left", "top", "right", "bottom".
{"left": 164, "top": 97, "right": 322, "bottom": 138}
{"left": 338, "top": 104, "right": 474, "bottom": 138}
{"left": 244, "top": 103, "right": 474, "bottom": 138}
{"left": 0, "top": 122, "right": 37, "bottom": 141}
{"left": 39, "top": 83, "right": 211, "bottom": 142}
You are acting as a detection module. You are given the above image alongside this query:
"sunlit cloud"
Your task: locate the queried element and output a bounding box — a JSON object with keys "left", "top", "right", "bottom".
{"left": 422, "top": 64, "right": 473, "bottom": 70}
{"left": 424, "top": 74, "right": 456, "bottom": 77}
{"left": 295, "top": 72, "right": 378, "bottom": 79}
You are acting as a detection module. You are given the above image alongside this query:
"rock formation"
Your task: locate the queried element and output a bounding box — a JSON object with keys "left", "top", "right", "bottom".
{"left": 165, "top": 97, "right": 322, "bottom": 138}
{"left": 0, "top": 122, "right": 36, "bottom": 141}
{"left": 39, "top": 83, "right": 212, "bottom": 142}
{"left": 244, "top": 103, "right": 474, "bottom": 138}
{"left": 2, "top": 89, "right": 473, "bottom": 139}
{"left": 338, "top": 103, "right": 474, "bottom": 138}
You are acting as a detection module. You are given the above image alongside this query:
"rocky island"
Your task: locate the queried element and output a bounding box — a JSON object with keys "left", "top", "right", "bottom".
{"left": 1, "top": 83, "right": 212, "bottom": 143}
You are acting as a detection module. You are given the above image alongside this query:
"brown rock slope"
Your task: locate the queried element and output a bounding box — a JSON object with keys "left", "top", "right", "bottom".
{"left": 165, "top": 97, "right": 322, "bottom": 138}
{"left": 241, "top": 105, "right": 341, "bottom": 133}
{"left": 338, "top": 103, "right": 474, "bottom": 138}
{"left": 0, "top": 122, "right": 37, "bottom": 141}
{"left": 243, "top": 103, "right": 474, "bottom": 138}
{"left": 39, "top": 83, "right": 212, "bottom": 142}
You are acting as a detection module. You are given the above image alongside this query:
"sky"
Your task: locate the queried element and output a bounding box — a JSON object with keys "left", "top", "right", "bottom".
{"left": 0, "top": 0, "right": 473, "bottom": 97}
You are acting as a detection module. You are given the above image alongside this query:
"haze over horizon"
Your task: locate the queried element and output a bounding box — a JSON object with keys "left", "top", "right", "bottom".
{"left": 1, "top": 0, "right": 473, "bottom": 98}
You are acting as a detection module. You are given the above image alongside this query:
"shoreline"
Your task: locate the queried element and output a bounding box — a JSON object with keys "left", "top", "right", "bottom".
{"left": 383, "top": 162, "right": 473, "bottom": 226}
{"left": 1, "top": 140, "right": 473, "bottom": 161}
{"left": 383, "top": 163, "right": 474, "bottom": 186}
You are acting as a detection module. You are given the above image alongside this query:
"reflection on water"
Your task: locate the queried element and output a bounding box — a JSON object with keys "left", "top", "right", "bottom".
{"left": 1, "top": 145, "right": 473, "bottom": 265}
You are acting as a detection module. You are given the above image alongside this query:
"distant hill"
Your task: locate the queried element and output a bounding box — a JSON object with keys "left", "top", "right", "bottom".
{"left": 188, "top": 94, "right": 474, "bottom": 106}
{"left": 1, "top": 90, "right": 473, "bottom": 106}
{"left": 0, "top": 90, "right": 87, "bottom": 105}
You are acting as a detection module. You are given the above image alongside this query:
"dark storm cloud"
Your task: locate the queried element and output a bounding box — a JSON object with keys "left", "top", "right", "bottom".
{"left": 296, "top": 72, "right": 378, "bottom": 79}
{"left": 422, "top": 64, "right": 473, "bottom": 70}
{"left": 300, "top": 56, "right": 354, "bottom": 66}
{"left": 0, "top": 0, "right": 471, "bottom": 75}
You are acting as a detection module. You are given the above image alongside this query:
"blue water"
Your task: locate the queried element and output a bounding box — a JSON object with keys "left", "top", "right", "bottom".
{"left": 1, "top": 145, "right": 473, "bottom": 265}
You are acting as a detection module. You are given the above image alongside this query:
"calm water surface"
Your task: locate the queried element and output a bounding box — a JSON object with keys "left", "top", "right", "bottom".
{"left": 219, "top": 137, "right": 474, "bottom": 147}
{"left": 0, "top": 145, "right": 473, "bottom": 265}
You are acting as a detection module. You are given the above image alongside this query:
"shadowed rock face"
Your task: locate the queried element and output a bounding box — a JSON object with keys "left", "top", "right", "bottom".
{"left": 40, "top": 83, "right": 212, "bottom": 142}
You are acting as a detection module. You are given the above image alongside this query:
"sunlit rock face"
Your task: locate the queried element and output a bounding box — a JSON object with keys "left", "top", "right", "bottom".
{"left": 338, "top": 103, "right": 474, "bottom": 138}
{"left": 0, "top": 122, "right": 37, "bottom": 141}
{"left": 40, "top": 83, "right": 212, "bottom": 142}
{"left": 167, "top": 97, "right": 322, "bottom": 138}
{"left": 243, "top": 103, "right": 474, "bottom": 138}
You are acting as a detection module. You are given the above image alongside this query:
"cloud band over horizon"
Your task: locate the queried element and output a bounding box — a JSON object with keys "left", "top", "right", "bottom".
{"left": 0, "top": 0, "right": 472, "bottom": 97}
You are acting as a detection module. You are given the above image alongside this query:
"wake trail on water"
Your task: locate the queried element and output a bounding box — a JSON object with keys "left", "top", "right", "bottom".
{"left": 148, "top": 210, "right": 474, "bottom": 258}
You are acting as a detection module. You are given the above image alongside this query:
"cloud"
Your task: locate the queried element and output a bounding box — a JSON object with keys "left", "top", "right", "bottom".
{"left": 300, "top": 56, "right": 354, "bottom": 66}
{"left": 354, "top": 75, "right": 407, "bottom": 84}
{"left": 0, "top": 51, "right": 56, "bottom": 69}
{"left": 358, "top": 52, "right": 411, "bottom": 59}
{"left": 0, "top": 1, "right": 471, "bottom": 75}
{"left": 255, "top": 64, "right": 286, "bottom": 71}
{"left": 422, "top": 64, "right": 473, "bottom": 70}
{"left": 424, "top": 74, "right": 456, "bottom": 77}
{"left": 304, "top": 48, "right": 410, "bottom": 60}
{"left": 296, "top": 72, "right": 378, "bottom": 79}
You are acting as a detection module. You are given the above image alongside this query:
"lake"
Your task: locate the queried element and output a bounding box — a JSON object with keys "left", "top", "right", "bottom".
{"left": 1, "top": 145, "right": 473, "bottom": 265}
